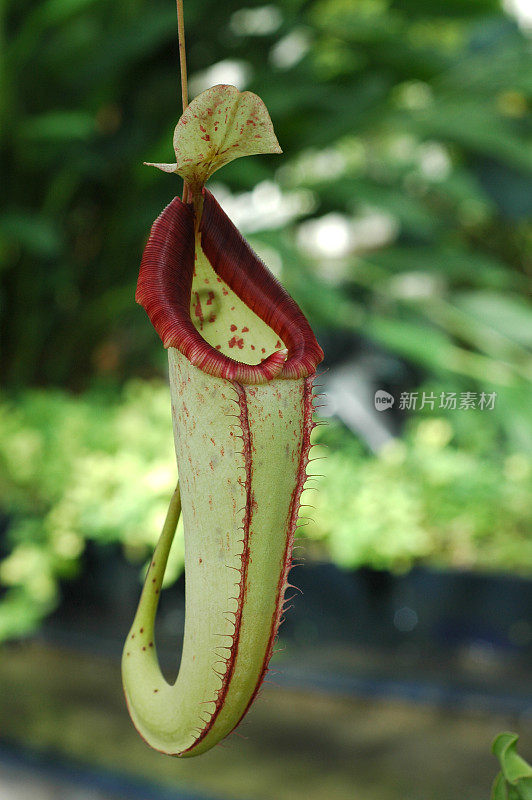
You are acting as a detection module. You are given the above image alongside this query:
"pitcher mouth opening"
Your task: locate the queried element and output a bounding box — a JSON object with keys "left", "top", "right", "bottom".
{"left": 136, "top": 189, "right": 323, "bottom": 385}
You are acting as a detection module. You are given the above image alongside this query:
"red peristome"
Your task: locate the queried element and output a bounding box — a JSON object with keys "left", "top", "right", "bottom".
{"left": 200, "top": 191, "right": 323, "bottom": 380}
{"left": 136, "top": 191, "right": 323, "bottom": 384}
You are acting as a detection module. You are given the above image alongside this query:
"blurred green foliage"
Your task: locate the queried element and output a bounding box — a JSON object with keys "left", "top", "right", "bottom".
{"left": 0, "top": 382, "right": 530, "bottom": 638}
{"left": 308, "top": 412, "right": 531, "bottom": 573}
{"left": 1, "top": 0, "right": 531, "bottom": 636}
{"left": 0, "top": 383, "right": 184, "bottom": 638}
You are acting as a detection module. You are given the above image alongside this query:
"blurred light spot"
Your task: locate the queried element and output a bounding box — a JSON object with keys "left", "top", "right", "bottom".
{"left": 418, "top": 142, "right": 451, "bottom": 181}
{"left": 497, "top": 90, "right": 528, "bottom": 118}
{"left": 230, "top": 5, "right": 282, "bottom": 36}
{"left": 27, "top": 573, "right": 56, "bottom": 603}
{"left": 415, "top": 419, "right": 453, "bottom": 450}
{"left": 394, "top": 606, "right": 418, "bottom": 632}
{"left": 350, "top": 211, "right": 398, "bottom": 252}
{"left": 144, "top": 465, "right": 174, "bottom": 492}
{"left": 504, "top": 454, "right": 530, "bottom": 481}
{"left": 308, "top": 149, "right": 347, "bottom": 180}
{"left": 150, "top": 508, "right": 169, "bottom": 541}
{"left": 189, "top": 60, "right": 250, "bottom": 96}
{"left": 408, "top": 20, "right": 464, "bottom": 53}
{"left": 298, "top": 210, "right": 397, "bottom": 260}
{"left": 380, "top": 440, "right": 407, "bottom": 466}
{"left": 389, "top": 134, "right": 417, "bottom": 161}
{"left": 270, "top": 29, "right": 310, "bottom": 69}
{"left": 504, "top": 0, "right": 532, "bottom": 30}
{"left": 394, "top": 81, "right": 433, "bottom": 110}
{"left": 212, "top": 181, "right": 315, "bottom": 233}
{"left": 252, "top": 181, "right": 282, "bottom": 212}
{"left": 388, "top": 271, "right": 443, "bottom": 300}
{"left": 278, "top": 148, "right": 347, "bottom": 186}
{"left": 52, "top": 531, "right": 84, "bottom": 559}
{"left": 4, "top": 431, "right": 42, "bottom": 481}
{"left": 0, "top": 545, "right": 43, "bottom": 586}
{"left": 299, "top": 213, "right": 350, "bottom": 258}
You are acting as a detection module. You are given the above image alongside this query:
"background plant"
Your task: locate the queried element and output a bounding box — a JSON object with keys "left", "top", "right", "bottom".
{"left": 0, "top": 381, "right": 530, "bottom": 638}
{"left": 491, "top": 733, "right": 532, "bottom": 800}
{"left": 1, "top": 0, "right": 531, "bottom": 637}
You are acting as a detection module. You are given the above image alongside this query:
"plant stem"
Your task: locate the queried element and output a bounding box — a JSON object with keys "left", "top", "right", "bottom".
{"left": 176, "top": 0, "right": 189, "bottom": 202}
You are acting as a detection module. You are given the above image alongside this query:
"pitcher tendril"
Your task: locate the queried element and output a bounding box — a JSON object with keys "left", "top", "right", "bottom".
{"left": 175, "top": 0, "right": 189, "bottom": 202}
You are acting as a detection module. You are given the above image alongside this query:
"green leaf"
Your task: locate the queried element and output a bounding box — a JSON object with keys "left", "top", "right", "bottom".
{"left": 454, "top": 293, "right": 532, "bottom": 348}
{"left": 492, "top": 773, "right": 508, "bottom": 800}
{"left": 493, "top": 733, "right": 532, "bottom": 800}
{"left": 411, "top": 101, "right": 532, "bottom": 173}
{"left": 147, "top": 85, "right": 282, "bottom": 192}
{"left": 363, "top": 246, "right": 524, "bottom": 290}
{"left": 365, "top": 315, "right": 516, "bottom": 384}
